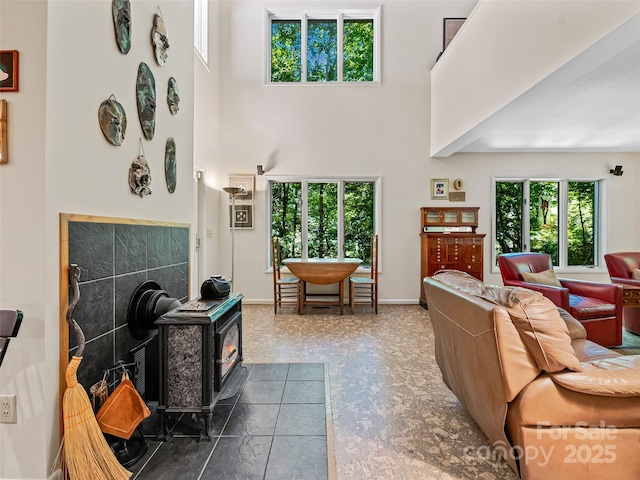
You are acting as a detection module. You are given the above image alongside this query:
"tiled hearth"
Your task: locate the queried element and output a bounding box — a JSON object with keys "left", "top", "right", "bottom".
{"left": 131, "top": 362, "right": 330, "bottom": 480}
{"left": 120, "top": 304, "right": 640, "bottom": 479}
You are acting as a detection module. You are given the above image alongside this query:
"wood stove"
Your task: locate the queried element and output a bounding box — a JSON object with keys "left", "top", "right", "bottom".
{"left": 154, "top": 292, "right": 243, "bottom": 441}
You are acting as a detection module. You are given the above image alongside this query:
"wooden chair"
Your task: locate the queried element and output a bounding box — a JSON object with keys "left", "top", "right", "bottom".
{"left": 349, "top": 235, "right": 379, "bottom": 314}
{"left": 271, "top": 236, "right": 300, "bottom": 313}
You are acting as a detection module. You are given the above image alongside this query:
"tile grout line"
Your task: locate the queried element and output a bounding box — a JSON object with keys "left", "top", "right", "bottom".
{"left": 261, "top": 363, "right": 288, "bottom": 479}
{"left": 134, "top": 363, "right": 330, "bottom": 479}
{"left": 324, "top": 362, "right": 337, "bottom": 480}
{"left": 196, "top": 363, "right": 253, "bottom": 480}
{"left": 131, "top": 441, "right": 163, "bottom": 480}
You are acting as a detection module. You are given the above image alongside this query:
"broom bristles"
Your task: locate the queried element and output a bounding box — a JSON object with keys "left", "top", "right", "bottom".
{"left": 63, "top": 356, "right": 131, "bottom": 480}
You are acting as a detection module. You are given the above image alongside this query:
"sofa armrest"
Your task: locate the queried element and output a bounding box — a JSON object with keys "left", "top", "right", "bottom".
{"left": 559, "top": 278, "right": 622, "bottom": 303}
{"left": 502, "top": 279, "right": 570, "bottom": 308}
{"left": 611, "top": 277, "right": 640, "bottom": 287}
{"left": 551, "top": 356, "right": 640, "bottom": 396}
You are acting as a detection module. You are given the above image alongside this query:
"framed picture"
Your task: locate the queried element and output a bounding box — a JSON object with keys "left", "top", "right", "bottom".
{"left": 0, "top": 51, "right": 19, "bottom": 92}
{"left": 431, "top": 178, "right": 449, "bottom": 200}
{"left": 443, "top": 18, "right": 466, "bottom": 51}
{"left": 228, "top": 174, "right": 255, "bottom": 202}
{"left": 229, "top": 204, "right": 254, "bottom": 229}
{"left": 0, "top": 100, "right": 6, "bottom": 165}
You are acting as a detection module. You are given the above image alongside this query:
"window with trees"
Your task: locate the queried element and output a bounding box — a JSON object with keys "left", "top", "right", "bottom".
{"left": 493, "top": 178, "right": 602, "bottom": 268}
{"left": 267, "top": 8, "right": 380, "bottom": 83}
{"left": 270, "top": 177, "right": 379, "bottom": 266}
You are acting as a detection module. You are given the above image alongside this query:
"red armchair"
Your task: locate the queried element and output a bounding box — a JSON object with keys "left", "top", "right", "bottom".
{"left": 498, "top": 252, "right": 623, "bottom": 346}
{"left": 604, "top": 252, "right": 640, "bottom": 334}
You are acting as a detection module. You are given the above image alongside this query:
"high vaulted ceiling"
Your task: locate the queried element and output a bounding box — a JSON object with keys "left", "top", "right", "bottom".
{"left": 458, "top": 12, "right": 640, "bottom": 153}
{"left": 432, "top": 7, "right": 640, "bottom": 156}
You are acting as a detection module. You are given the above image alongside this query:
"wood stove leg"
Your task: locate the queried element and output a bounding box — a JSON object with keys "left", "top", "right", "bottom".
{"left": 157, "top": 412, "right": 172, "bottom": 442}
{"left": 198, "top": 413, "right": 213, "bottom": 442}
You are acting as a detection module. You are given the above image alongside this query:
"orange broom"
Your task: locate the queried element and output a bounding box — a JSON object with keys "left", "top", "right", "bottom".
{"left": 62, "top": 264, "right": 131, "bottom": 480}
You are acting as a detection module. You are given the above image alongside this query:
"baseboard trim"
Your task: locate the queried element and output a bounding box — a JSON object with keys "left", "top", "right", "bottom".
{"left": 241, "top": 299, "right": 420, "bottom": 305}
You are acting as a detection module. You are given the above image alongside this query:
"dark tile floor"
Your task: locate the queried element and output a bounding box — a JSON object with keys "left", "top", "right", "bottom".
{"left": 129, "top": 363, "right": 329, "bottom": 480}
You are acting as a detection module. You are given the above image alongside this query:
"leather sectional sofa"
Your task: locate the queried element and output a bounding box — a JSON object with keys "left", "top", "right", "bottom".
{"left": 423, "top": 270, "right": 640, "bottom": 479}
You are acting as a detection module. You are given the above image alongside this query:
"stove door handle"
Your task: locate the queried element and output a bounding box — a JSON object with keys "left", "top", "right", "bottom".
{"left": 217, "top": 348, "right": 237, "bottom": 364}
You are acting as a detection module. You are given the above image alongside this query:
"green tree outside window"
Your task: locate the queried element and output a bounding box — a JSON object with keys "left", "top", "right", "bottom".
{"left": 270, "top": 179, "right": 376, "bottom": 263}
{"left": 269, "top": 12, "right": 375, "bottom": 83}
{"left": 494, "top": 179, "right": 599, "bottom": 267}
{"left": 271, "top": 20, "right": 301, "bottom": 82}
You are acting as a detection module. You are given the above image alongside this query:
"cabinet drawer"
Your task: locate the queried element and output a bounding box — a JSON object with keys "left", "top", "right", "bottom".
{"left": 456, "top": 263, "right": 482, "bottom": 279}
{"left": 429, "top": 254, "right": 445, "bottom": 263}
{"left": 420, "top": 227, "right": 485, "bottom": 303}
{"left": 461, "top": 252, "right": 482, "bottom": 262}
{"left": 429, "top": 262, "right": 455, "bottom": 274}
{"left": 457, "top": 261, "right": 482, "bottom": 271}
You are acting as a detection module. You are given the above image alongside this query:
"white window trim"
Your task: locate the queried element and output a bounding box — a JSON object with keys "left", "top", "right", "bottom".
{"left": 490, "top": 175, "right": 607, "bottom": 274}
{"left": 265, "top": 6, "right": 382, "bottom": 85}
{"left": 194, "top": 0, "right": 208, "bottom": 66}
{"left": 265, "top": 175, "right": 382, "bottom": 272}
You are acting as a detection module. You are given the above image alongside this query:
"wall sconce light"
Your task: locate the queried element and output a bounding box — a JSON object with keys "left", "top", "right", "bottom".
{"left": 610, "top": 165, "right": 624, "bottom": 176}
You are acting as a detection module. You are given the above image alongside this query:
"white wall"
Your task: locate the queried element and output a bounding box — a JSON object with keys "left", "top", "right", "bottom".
{"left": 194, "top": 0, "right": 222, "bottom": 288}
{"left": 201, "top": 0, "right": 639, "bottom": 305}
{"left": 0, "top": 1, "right": 194, "bottom": 478}
{"left": 205, "top": 0, "right": 477, "bottom": 303}
{"left": 1, "top": 0, "right": 638, "bottom": 478}
{"left": 0, "top": 1, "right": 48, "bottom": 478}
{"left": 431, "top": 0, "right": 640, "bottom": 156}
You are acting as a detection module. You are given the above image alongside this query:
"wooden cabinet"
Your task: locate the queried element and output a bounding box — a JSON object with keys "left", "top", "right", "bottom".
{"left": 421, "top": 207, "right": 479, "bottom": 231}
{"left": 419, "top": 207, "right": 485, "bottom": 307}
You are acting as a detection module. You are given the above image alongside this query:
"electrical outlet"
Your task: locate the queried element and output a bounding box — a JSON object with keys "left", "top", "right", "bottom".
{"left": 0, "top": 395, "right": 17, "bottom": 423}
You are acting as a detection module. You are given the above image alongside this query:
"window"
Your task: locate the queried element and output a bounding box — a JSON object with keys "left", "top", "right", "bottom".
{"left": 269, "top": 177, "right": 379, "bottom": 266}
{"left": 493, "top": 177, "right": 603, "bottom": 269}
{"left": 194, "top": 0, "right": 208, "bottom": 64}
{"left": 267, "top": 8, "right": 380, "bottom": 84}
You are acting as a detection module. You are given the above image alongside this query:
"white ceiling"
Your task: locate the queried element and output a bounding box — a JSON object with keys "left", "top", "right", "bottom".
{"left": 453, "top": 12, "right": 640, "bottom": 154}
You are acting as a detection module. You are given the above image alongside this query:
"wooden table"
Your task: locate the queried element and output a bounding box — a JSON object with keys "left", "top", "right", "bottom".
{"left": 622, "top": 285, "right": 640, "bottom": 334}
{"left": 283, "top": 258, "right": 362, "bottom": 314}
{"left": 623, "top": 286, "right": 640, "bottom": 307}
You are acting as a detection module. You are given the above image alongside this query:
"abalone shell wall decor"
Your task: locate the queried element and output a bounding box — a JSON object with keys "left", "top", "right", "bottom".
{"left": 112, "top": 0, "right": 132, "bottom": 54}
{"left": 98, "top": 94, "right": 127, "bottom": 146}
{"left": 136, "top": 62, "right": 156, "bottom": 140}
{"left": 167, "top": 77, "right": 179, "bottom": 115}
{"left": 152, "top": 10, "right": 169, "bottom": 66}
{"left": 164, "top": 137, "right": 176, "bottom": 193}
{"left": 129, "top": 153, "right": 152, "bottom": 197}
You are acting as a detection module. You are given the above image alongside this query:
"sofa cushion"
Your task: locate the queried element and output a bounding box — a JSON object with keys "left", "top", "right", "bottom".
{"left": 633, "top": 268, "right": 640, "bottom": 280}
{"left": 571, "top": 338, "right": 621, "bottom": 362}
{"left": 505, "top": 289, "right": 582, "bottom": 373}
{"left": 557, "top": 307, "right": 587, "bottom": 340}
{"left": 569, "top": 294, "right": 616, "bottom": 320}
{"left": 521, "top": 269, "right": 562, "bottom": 287}
{"left": 432, "top": 270, "right": 582, "bottom": 373}
{"left": 551, "top": 356, "right": 640, "bottom": 396}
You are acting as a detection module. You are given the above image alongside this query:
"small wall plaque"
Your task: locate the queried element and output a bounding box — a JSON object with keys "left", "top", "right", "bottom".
{"left": 449, "top": 191, "right": 466, "bottom": 202}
